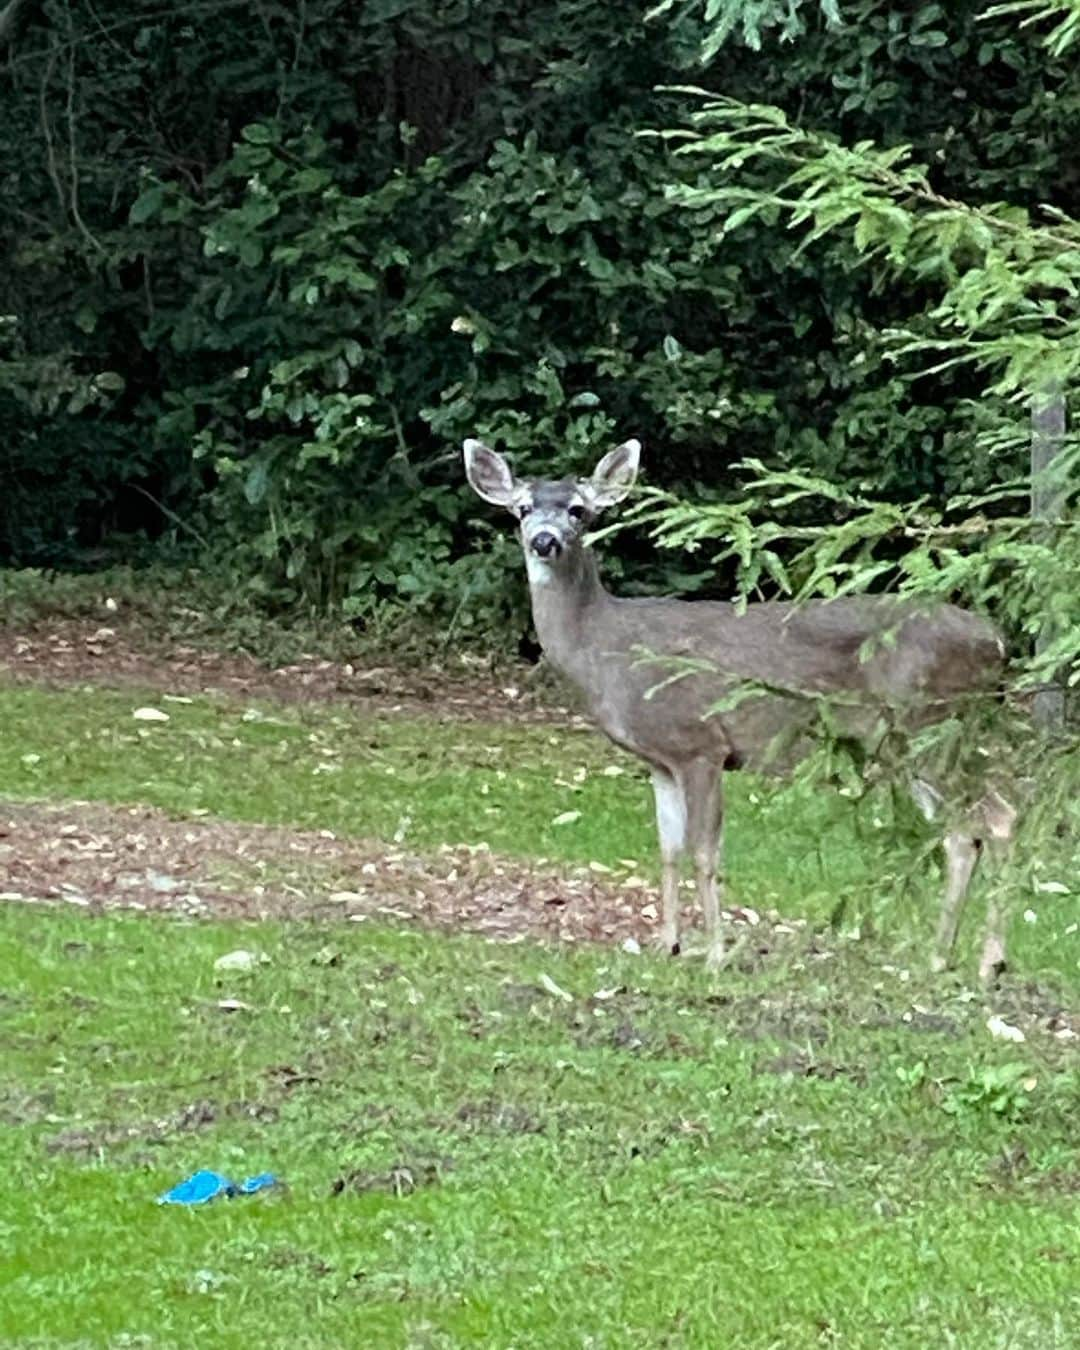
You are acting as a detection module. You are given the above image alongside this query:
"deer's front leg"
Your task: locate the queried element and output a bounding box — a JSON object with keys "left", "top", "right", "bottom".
{"left": 682, "top": 760, "right": 740, "bottom": 971}
{"left": 650, "top": 769, "right": 686, "bottom": 954}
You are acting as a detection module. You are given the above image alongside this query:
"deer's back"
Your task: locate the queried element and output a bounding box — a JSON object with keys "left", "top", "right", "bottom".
{"left": 567, "top": 594, "right": 1003, "bottom": 773}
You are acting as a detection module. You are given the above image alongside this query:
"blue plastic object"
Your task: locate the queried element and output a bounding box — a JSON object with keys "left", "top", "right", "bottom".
{"left": 157, "top": 1169, "right": 278, "bottom": 1206}
{"left": 237, "top": 1172, "right": 277, "bottom": 1195}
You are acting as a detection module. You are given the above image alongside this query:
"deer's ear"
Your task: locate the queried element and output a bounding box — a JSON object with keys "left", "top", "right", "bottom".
{"left": 463, "top": 439, "right": 517, "bottom": 508}
{"left": 583, "top": 439, "right": 640, "bottom": 511}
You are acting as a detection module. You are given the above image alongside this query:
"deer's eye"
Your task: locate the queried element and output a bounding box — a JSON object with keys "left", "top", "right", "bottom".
{"left": 567, "top": 504, "right": 586, "bottom": 521}
{"left": 518, "top": 505, "right": 532, "bottom": 520}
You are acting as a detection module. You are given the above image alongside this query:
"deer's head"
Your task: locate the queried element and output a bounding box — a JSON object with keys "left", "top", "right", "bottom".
{"left": 463, "top": 439, "right": 640, "bottom": 578}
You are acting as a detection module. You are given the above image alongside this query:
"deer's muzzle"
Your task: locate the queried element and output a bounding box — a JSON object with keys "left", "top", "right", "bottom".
{"left": 530, "top": 530, "right": 562, "bottom": 559}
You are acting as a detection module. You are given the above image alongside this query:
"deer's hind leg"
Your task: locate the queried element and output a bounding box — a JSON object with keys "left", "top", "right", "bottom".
{"left": 976, "top": 791, "right": 1018, "bottom": 986}
{"left": 912, "top": 779, "right": 980, "bottom": 973}
{"left": 912, "top": 779, "right": 1017, "bottom": 982}
{"left": 932, "top": 831, "right": 980, "bottom": 973}
{"left": 650, "top": 768, "right": 687, "bottom": 955}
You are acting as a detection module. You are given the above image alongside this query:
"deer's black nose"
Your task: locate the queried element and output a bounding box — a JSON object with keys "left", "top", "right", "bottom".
{"left": 531, "top": 531, "right": 561, "bottom": 559}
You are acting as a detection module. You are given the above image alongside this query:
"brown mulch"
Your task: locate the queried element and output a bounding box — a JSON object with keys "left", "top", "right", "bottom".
{"left": 0, "top": 798, "right": 741, "bottom": 949}
{"left": 0, "top": 618, "right": 583, "bottom": 726}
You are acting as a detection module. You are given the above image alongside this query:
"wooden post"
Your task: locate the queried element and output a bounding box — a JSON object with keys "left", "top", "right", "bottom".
{"left": 1031, "top": 384, "right": 1067, "bottom": 728}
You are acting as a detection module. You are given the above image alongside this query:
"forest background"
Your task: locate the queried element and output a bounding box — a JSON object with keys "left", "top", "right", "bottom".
{"left": 2, "top": 0, "right": 1077, "bottom": 658}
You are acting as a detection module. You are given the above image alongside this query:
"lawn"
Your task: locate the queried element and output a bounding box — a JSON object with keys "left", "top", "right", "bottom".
{"left": 1, "top": 673, "right": 1077, "bottom": 1347}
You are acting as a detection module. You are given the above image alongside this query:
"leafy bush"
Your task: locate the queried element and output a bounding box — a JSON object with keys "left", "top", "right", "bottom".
{"left": 4, "top": 1, "right": 1080, "bottom": 646}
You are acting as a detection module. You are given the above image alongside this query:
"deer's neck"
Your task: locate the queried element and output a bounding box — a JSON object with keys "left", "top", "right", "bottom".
{"left": 527, "top": 545, "right": 611, "bottom": 681}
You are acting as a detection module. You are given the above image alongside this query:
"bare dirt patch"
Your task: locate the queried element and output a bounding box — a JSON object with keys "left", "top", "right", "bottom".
{"left": 266, "top": 1249, "right": 335, "bottom": 1279}
{"left": 0, "top": 619, "right": 578, "bottom": 726}
{"left": 44, "top": 1097, "right": 282, "bottom": 1160}
{"left": 450, "top": 1100, "right": 544, "bottom": 1135}
{"left": 44, "top": 1100, "right": 220, "bottom": 1157}
{"left": 754, "top": 1052, "right": 867, "bottom": 1083}
{"left": 331, "top": 1157, "right": 453, "bottom": 1197}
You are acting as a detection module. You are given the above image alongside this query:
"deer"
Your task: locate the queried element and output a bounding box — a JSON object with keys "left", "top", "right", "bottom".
{"left": 464, "top": 437, "right": 1017, "bottom": 981}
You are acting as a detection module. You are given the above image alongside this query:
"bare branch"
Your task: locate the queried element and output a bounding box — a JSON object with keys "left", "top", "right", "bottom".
{"left": 64, "top": 30, "right": 104, "bottom": 255}
{"left": 38, "top": 46, "right": 66, "bottom": 218}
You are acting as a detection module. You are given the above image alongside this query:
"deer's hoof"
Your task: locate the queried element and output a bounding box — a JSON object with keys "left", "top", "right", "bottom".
{"left": 704, "top": 934, "right": 748, "bottom": 973}
{"left": 978, "top": 937, "right": 1007, "bottom": 987}
{"left": 978, "top": 957, "right": 1008, "bottom": 988}
{"left": 929, "top": 953, "right": 951, "bottom": 975}
{"left": 650, "top": 929, "right": 680, "bottom": 957}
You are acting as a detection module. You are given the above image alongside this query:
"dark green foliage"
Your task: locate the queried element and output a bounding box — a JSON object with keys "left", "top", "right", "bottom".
{"left": 2, "top": 2, "right": 1077, "bottom": 640}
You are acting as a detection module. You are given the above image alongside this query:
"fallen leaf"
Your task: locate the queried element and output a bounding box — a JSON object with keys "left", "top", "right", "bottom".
{"left": 132, "top": 707, "right": 169, "bottom": 722}
{"left": 214, "top": 949, "right": 261, "bottom": 974}
{"left": 146, "top": 871, "right": 183, "bottom": 893}
{"left": 539, "top": 973, "right": 573, "bottom": 1002}
{"left": 986, "top": 1015, "right": 1025, "bottom": 1044}
{"left": 551, "top": 811, "right": 581, "bottom": 827}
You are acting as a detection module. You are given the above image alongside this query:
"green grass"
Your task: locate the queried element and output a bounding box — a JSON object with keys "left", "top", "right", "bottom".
{"left": 0, "top": 908, "right": 1077, "bottom": 1348}
{"left": 0, "top": 677, "right": 1078, "bottom": 1346}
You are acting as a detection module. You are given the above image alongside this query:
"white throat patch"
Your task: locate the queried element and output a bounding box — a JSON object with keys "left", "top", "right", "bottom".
{"left": 524, "top": 551, "right": 555, "bottom": 588}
